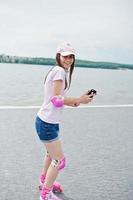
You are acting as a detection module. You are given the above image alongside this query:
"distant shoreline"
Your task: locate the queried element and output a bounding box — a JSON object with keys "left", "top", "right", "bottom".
{"left": 0, "top": 54, "right": 133, "bottom": 70}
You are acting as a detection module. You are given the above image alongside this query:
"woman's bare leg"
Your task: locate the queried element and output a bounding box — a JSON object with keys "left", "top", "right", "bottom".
{"left": 41, "top": 151, "right": 51, "bottom": 175}
{"left": 44, "top": 140, "right": 64, "bottom": 188}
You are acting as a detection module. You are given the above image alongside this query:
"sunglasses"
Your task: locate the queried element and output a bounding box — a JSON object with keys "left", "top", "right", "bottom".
{"left": 62, "top": 55, "right": 74, "bottom": 59}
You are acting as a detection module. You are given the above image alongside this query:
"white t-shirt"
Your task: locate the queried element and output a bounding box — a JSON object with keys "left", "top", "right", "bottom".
{"left": 37, "top": 65, "right": 67, "bottom": 124}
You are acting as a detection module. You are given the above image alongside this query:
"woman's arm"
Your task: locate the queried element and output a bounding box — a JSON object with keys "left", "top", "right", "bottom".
{"left": 52, "top": 80, "right": 92, "bottom": 107}
{"left": 52, "top": 80, "right": 63, "bottom": 96}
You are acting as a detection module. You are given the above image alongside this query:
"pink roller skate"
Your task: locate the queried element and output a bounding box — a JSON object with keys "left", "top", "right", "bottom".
{"left": 40, "top": 186, "right": 62, "bottom": 200}
{"left": 52, "top": 182, "right": 63, "bottom": 193}
{"left": 39, "top": 174, "right": 63, "bottom": 193}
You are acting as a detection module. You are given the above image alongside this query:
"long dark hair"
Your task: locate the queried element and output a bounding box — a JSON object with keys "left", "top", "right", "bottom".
{"left": 44, "top": 53, "right": 75, "bottom": 90}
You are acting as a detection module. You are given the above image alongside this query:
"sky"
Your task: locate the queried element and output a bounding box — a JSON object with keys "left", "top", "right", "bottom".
{"left": 0, "top": 0, "right": 133, "bottom": 64}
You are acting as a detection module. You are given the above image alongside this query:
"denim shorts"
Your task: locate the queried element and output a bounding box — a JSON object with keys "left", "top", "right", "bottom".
{"left": 35, "top": 116, "right": 59, "bottom": 143}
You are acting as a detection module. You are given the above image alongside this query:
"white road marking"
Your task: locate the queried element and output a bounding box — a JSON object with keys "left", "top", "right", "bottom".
{"left": 0, "top": 104, "right": 133, "bottom": 109}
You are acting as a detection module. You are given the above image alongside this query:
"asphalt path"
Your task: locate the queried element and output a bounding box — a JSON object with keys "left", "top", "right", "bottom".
{"left": 0, "top": 107, "right": 133, "bottom": 200}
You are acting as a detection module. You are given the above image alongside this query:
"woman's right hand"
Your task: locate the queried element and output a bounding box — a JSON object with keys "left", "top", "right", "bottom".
{"left": 79, "top": 94, "right": 92, "bottom": 104}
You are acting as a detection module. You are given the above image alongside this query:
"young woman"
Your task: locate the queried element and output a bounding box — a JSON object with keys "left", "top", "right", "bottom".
{"left": 35, "top": 42, "right": 93, "bottom": 200}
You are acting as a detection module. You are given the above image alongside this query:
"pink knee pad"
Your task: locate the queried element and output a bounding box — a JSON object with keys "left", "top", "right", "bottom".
{"left": 51, "top": 157, "right": 66, "bottom": 171}
{"left": 58, "top": 157, "right": 66, "bottom": 171}
{"left": 51, "top": 95, "right": 64, "bottom": 108}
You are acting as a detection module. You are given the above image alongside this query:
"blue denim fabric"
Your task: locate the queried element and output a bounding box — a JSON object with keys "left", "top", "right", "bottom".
{"left": 35, "top": 116, "right": 59, "bottom": 142}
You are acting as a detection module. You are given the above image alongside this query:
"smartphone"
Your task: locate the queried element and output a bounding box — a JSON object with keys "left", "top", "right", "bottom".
{"left": 87, "top": 89, "right": 97, "bottom": 98}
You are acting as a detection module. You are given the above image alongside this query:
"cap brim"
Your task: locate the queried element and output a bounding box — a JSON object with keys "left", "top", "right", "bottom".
{"left": 60, "top": 51, "right": 75, "bottom": 56}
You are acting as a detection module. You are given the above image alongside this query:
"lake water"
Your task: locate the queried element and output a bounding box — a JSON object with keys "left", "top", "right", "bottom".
{"left": 0, "top": 63, "right": 133, "bottom": 106}
{"left": 0, "top": 63, "right": 133, "bottom": 200}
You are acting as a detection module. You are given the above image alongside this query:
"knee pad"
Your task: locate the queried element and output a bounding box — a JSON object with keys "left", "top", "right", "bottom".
{"left": 58, "top": 157, "right": 66, "bottom": 170}
{"left": 51, "top": 157, "right": 66, "bottom": 171}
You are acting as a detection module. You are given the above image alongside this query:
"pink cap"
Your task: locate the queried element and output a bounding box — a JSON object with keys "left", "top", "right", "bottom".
{"left": 56, "top": 42, "right": 75, "bottom": 56}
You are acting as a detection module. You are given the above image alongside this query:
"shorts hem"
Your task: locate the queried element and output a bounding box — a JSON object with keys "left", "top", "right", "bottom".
{"left": 40, "top": 136, "right": 60, "bottom": 143}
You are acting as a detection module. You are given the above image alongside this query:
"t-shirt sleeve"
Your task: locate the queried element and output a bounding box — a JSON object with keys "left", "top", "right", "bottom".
{"left": 53, "top": 68, "right": 65, "bottom": 81}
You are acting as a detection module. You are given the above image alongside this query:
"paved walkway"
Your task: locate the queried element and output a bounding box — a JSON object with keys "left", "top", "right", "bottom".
{"left": 0, "top": 107, "right": 133, "bottom": 200}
